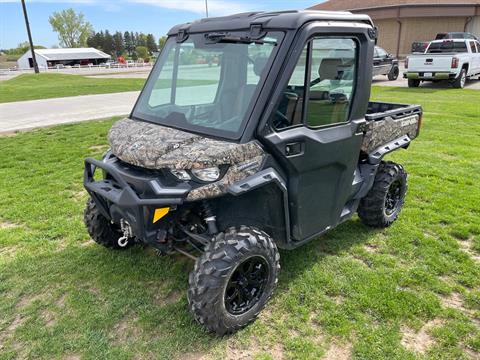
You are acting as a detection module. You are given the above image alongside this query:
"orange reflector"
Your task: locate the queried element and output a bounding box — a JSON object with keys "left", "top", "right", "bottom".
{"left": 153, "top": 207, "right": 170, "bottom": 223}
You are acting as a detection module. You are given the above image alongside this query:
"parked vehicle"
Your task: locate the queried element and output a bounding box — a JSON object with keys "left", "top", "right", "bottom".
{"left": 411, "top": 33, "right": 479, "bottom": 54}
{"left": 83, "top": 10, "right": 422, "bottom": 335}
{"left": 373, "top": 46, "right": 399, "bottom": 80}
{"left": 404, "top": 39, "right": 480, "bottom": 88}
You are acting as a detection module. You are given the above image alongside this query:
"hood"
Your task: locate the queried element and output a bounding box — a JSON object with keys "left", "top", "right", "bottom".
{"left": 108, "top": 118, "right": 264, "bottom": 170}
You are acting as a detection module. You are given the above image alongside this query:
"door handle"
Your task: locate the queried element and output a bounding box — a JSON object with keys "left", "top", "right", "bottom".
{"left": 285, "top": 142, "right": 303, "bottom": 156}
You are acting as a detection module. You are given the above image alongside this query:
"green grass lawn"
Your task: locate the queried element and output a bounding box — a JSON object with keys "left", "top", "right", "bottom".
{"left": 0, "top": 87, "right": 479, "bottom": 359}
{"left": 0, "top": 73, "right": 218, "bottom": 104}
{"left": 0, "top": 73, "right": 145, "bottom": 103}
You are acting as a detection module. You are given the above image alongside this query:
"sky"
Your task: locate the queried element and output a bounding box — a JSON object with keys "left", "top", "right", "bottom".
{"left": 0, "top": 0, "right": 324, "bottom": 49}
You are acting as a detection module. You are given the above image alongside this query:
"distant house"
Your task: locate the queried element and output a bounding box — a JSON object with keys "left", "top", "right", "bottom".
{"left": 17, "top": 48, "right": 111, "bottom": 69}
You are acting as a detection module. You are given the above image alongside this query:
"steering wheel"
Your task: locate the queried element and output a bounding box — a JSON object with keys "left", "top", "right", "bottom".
{"left": 274, "top": 110, "right": 291, "bottom": 129}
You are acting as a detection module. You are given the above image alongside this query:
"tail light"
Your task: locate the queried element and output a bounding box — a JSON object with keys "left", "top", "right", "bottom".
{"left": 451, "top": 57, "right": 459, "bottom": 68}
{"left": 405, "top": 57, "right": 409, "bottom": 69}
{"left": 417, "top": 114, "right": 423, "bottom": 136}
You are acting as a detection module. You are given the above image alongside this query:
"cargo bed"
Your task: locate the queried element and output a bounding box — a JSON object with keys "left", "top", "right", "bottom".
{"left": 361, "top": 102, "right": 422, "bottom": 155}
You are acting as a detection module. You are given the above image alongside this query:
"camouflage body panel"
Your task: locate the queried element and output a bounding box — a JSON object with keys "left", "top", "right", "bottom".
{"left": 186, "top": 155, "right": 264, "bottom": 201}
{"left": 108, "top": 118, "right": 266, "bottom": 201}
{"left": 108, "top": 118, "right": 265, "bottom": 170}
{"left": 361, "top": 114, "right": 420, "bottom": 154}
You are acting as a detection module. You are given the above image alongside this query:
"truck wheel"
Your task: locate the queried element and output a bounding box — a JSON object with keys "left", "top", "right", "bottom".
{"left": 452, "top": 69, "right": 466, "bottom": 89}
{"left": 388, "top": 66, "right": 399, "bottom": 81}
{"left": 407, "top": 79, "right": 420, "bottom": 88}
{"left": 84, "top": 198, "right": 131, "bottom": 249}
{"left": 358, "top": 162, "right": 407, "bottom": 228}
{"left": 188, "top": 226, "right": 280, "bottom": 335}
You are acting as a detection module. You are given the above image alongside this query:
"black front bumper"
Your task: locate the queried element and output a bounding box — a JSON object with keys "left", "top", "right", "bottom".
{"left": 84, "top": 157, "right": 190, "bottom": 243}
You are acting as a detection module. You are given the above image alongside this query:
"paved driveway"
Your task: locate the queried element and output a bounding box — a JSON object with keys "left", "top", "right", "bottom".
{"left": 0, "top": 91, "right": 140, "bottom": 134}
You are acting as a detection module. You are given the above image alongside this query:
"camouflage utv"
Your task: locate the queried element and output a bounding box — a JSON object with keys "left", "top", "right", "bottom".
{"left": 83, "top": 10, "right": 422, "bottom": 335}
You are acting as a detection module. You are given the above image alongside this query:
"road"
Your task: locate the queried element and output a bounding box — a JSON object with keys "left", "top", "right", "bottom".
{"left": 0, "top": 91, "right": 140, "bottom": 134}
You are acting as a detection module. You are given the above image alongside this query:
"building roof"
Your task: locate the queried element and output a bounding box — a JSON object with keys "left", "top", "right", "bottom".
{"left": 309, "top": 0, "right": 480, "bottom": 11}
{"left": 32, "top": 48, "right": 110, "bottom": 61}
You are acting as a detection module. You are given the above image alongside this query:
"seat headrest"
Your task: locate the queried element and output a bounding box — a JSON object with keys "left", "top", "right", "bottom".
{"left": 253, "top": 57, "right": 268, "bottom": 76}
{"left": 318, "top": 58, "right": 343, "bottom": 80}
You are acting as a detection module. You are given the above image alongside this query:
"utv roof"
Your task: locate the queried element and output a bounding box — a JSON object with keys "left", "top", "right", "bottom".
{"left": 167, "top": 10, "right": 374, "bottom": 36}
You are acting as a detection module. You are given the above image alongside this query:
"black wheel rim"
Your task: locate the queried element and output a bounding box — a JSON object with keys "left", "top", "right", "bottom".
{"left": 224, "top": 256, "right": 269, "bottom": 315}
{"left": 385, "top": 179, "right": 402, "bottom": 216}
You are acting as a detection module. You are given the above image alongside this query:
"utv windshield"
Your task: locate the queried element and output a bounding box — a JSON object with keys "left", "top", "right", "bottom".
{"left": 132, "top": 31, "right": 283, "bottom": 139}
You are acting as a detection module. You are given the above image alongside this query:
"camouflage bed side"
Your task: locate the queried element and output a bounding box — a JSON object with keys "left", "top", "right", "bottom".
{"left": 361, "top": 114, "right": 420, "bottom": 154}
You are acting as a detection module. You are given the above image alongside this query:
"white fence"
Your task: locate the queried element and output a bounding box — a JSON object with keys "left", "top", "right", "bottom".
{"left": 0, "top": 62, "right": 154, "bottom": 77}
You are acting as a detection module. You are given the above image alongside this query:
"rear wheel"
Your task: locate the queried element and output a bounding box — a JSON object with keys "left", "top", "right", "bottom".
{"left": 452, "top": 69, "right": 466, "bottom": 89}
{"left": 84, "top": 198, "right": 132, "bottom": 249}
{"left": 188, "top": 226, "right": 280, "bottom": 335}
{"left": 358, "top": 162, "right": 407, "bottom": 228}
{"left": 388, "top": 66, "right": 399, "bottom": 81}
{"left": 408, "top": 79, "right": 420, "bottom": 88}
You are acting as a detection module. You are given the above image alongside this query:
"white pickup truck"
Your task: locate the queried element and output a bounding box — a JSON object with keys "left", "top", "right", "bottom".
{"left": 404, "top": 39, "right": 480, "bottom": 88}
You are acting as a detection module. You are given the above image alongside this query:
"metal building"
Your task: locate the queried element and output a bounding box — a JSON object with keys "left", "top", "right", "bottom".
{"left": 17, "top": 48, "right": 111, "bottom": 69}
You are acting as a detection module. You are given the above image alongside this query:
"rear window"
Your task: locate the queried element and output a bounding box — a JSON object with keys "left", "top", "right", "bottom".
{"left": 427, "top": 41, "right": 468, "bottom": 53}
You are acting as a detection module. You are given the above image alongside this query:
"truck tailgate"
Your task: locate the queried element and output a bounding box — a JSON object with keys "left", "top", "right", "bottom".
{"left": 408, "top": 54, "right": 453, "bottom": 72}
{"left": 362, "top": 102, "right": 422, "bottom": 154}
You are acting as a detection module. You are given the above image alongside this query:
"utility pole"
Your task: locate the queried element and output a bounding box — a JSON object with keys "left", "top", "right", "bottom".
{"left": 205, "top": 0, "right": 209, "bottom": 18}
{"left": 21, "top": 0, "right": 39, "bottom": 74}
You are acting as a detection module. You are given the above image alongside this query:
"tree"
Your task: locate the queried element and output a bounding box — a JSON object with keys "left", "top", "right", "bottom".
{"left": 137, "top": 33, "right": 147, "bottom": 47}
{"left": 124, "top": 31, "right": 134, "bottom": 56}
{"left": 48, "top": 8, "right": 93, "bottom": 48}
{"left": 146, "top": 34, "right": 157, "bottom": 54}
{"left": 158, "top": 36, "right": 167, "bottom": 50}
{"left": 113, "top": 32, "right": 124, "bottom": 56}
{"left": 103, "top": 30, "right": 114, "bottom": 56}
{"left": 136, "top": 46, "right": 148, "bottom": 60}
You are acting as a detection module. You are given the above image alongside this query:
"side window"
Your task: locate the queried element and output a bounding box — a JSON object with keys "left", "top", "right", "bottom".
{"left": 476, "top": 42, "right": 480, "bottom": 53}
{"left": 306, "top": 38, "right": 357, "bottom": 127}
{"left": 271, "top": 47, "right": 308, "bottom": 129}
{"left": 469, "top": 41, "right": 477, "bottom": 53}
{"left": 376, "top": 47, "right": 388, "bottom": 57}
{"left": 272, "top": 38, "right": 357, "bottom": 130}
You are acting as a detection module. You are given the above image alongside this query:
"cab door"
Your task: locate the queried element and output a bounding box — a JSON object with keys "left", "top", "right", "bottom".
{"left": 262, "top": 32, "right": 373, "bottom": 242}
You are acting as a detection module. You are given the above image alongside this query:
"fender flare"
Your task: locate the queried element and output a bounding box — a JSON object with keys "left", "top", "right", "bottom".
{"left": 227, "top": 168, "right": 292, "bottom": 248}
{"left": 368, "top": 135, "right": 411, "bottom": 165}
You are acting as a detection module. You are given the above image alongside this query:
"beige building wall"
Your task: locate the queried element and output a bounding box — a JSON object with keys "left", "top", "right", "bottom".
{"left": 466, "top": 16, "right": 480, "bottom": 36}
{"left": 375, "top": 19, "right": 400, "bottom": 55}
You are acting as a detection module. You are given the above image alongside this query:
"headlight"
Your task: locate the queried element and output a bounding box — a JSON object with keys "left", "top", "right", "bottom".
{"left": 191, "top": 167, "right": 220, "bottom": 182}
{"left": 170, "top": 169, "right": 191, "bottom": 181}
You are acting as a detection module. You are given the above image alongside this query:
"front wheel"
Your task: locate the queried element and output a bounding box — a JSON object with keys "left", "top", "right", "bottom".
{"left": 408, "top": 79, "right": 420, "bottom": 88}
{"left": 358, "top": 161, "right": 407, "bottom": 228}
{"left": 388, "top": 66, "right": 399, "bottom": 81}
{"left": 188, "top": 226, "right": 280, "bottom": 335}
{"left": 84, "top": 198, "right": 133, "bottom": 249}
